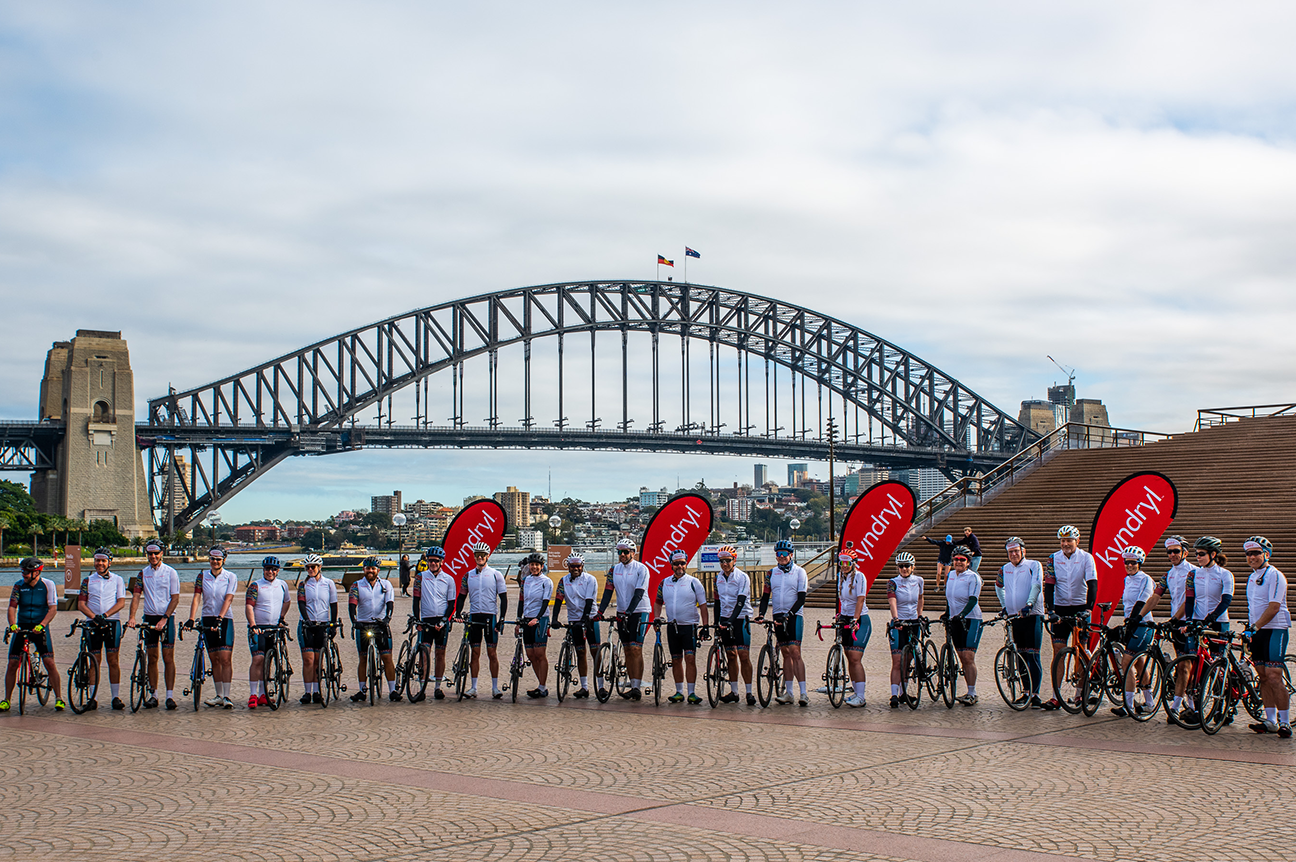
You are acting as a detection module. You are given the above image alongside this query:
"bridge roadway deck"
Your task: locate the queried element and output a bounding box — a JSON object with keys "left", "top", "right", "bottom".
{"left": 4, "top": 605, "right": 1293, "bottom": 862}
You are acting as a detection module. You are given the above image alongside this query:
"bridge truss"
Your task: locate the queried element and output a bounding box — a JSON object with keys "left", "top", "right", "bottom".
{"left": 145, "top": 281, "right": 1035, "bottom": 532}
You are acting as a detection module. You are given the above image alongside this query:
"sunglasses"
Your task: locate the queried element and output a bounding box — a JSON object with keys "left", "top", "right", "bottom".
{"left": 1166, "top": 549, "right": 1182, "bottom": 555}
{"left": 897, "top": 564, "right": 913, "bottom": 569}
{"left": 619, "top": 550, "right": 632, "bottom": 554}
{"left": 1194, "top": 551, "right": 1210, "bottom": 557}
{"left": 1244, "top": 550, "right": 1264, "bottom": 556}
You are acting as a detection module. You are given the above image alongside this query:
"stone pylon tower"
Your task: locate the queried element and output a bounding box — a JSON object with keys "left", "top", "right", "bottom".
{"left": 31, "top": 330, "right": 155, "bottom": 538}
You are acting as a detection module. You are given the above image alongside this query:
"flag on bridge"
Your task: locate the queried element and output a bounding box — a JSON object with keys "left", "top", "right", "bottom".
{"left": 657, "top": 255, "right": 674, "bottom": 267}
{"left": 685, "top": 247, "right": 700, "bottom": 258}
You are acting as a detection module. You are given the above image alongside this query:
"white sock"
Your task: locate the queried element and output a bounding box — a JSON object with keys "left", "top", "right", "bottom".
{"left": 676, "top": 683, "right": 684, "bottom": 694}
{"left": 88, "top": 686, "right": 97, "bottom": 700}
{"left": 166, "top": 689, "right": 173, "bottom": 700}
{"left": 745, "top": 683, "right": 752, "bottom": 694}
{"left": 631, "top": 679, "right": 640, "bottom": 688}
{"left": 798, "top": 681, "right": 807, "bottom": 697}
{"left": 1142, "top": 688, "right": 1154, "bottom": 706}
{"left": 1125, "top": 691, "right": 1134, "bottom": 709}
{"left": 1280, "top": 709, "right": 1290, "bottom": 723}
{"left": 1266, "top": 707, "right": 1277, "bottom": 722}
{"left": 687, "top": 683, "right": 695, "bottom": 695}
{"left": 110, "top": 683, "right": 120, "bottom": 698}
{"left": 388, "top": 680, "right": 396, "bottom": 693}
{"left": 580, "top": 676, "right": 588, "bottom": 689}
{"left": 1172, "top": 696, "right": 1182, "bottom": 711}
{"left": 595, "top": 677, "right": 605, "bottom": 689}
{"left": 967, "top": 686, "right": 977, "bottom": 697}
{"left": 471, "top": 678, "right": 478, "bottom": 689}
{"left": 492, "top": 678, "right": 499, "bottom": 691}
{"left": 854, "top": 682, "right": 867, "bottom": 699}
{"left": 891, "top": 684, "right": 900, "bottom": 697}
{"left": 785, "top": 681, "right": 794, "bottom": 696}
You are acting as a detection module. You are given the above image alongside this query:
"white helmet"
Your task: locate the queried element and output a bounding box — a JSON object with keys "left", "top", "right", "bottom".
{"left": 303, "top": 554, "right": 324, "bottom": 567}
{"left": 1121, "top": 546, "right": 1146, "bottom": 563}
{"left": 1057, "top": 525, "right": 1080, "bottom": 540}
{"left": 565, "top": 553, "right": 585, "bottom": 566}
{"left": 472, "top": 541, "right": 491, "bottom": 554}
{"left": 615, "top": 539, "right": 636, "bottom": 552}
{"left": 895, "top": 552, "right": 916, "bottom": 566}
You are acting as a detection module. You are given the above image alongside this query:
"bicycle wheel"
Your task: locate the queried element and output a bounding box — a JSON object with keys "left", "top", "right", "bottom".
{"left": 17, "top": 652, "right": 30, "bottom": 715}
{"left": 556, "top": 638, "right": 574, "bottom": 703}
{"left": 1282, "top": 655, "right": 1295, "bottom": 695}
{"left": 367, "top": 641, "right": 381, "bottom": 705}
{"left": 412, "top": 645, "right": 432, "bottom": 703}
{"left": 264, "top": 648, "right": 283, "bottom": 711}
{"left": 922, "top": 639, "right": 941, "bottom": 701}
{"left": 395, "top": 639, "right": 413, "bottom": 699}
{"left": 1238, "top": 659, "right": 1264, "bottom": 721}
{"left": 130, "top": 648, "right": 148, "bottom": 713}
{"left": 1051, "top": 647, "right": 1085, "bottom": 715}
{"left": 320, "top": 643, "right": 335, "bottom": 707}
{"left": 825, "top": 644, "right": 847, "bottom": 709}
{"left": 610, "top": 641, "right": 629, "bottom": 698}
{"left": 652, "top": 640, "right": 664, "bottom": 706}
{"left": 277, "top": 645, "right": 292, "bottom": 707}
{"left": 34, "top": 656, "right": 50, "bottom": 706}
{"left": 756, "top": 644, "right": 777, "bottom": 707}
{"left": 454, "top": 637, "right": 471, "bottom": 701}
{"left": 1123, "top": 649, "right": 1164, "bottom": 722}
{"left": 1079, "top": 654, "right": 1104, "bottom": 717}
{"left": 899, "top": 644, "right": 921, "bottom": 709}
{"left": 994, "top": 646, "right": 1031, "bottom": 711}
{"left": 68, "top": 652, "right": 93, "bottom": 714}
{"left": 510, "top": 639, "right": 523, "bottom": 703}
{"left": 1197, "top": 659, "right": 1230, "bottom": 735}
{"left": 594, "top": 643, "right": 613, "bottom": 703}
{"left": 705, "top": 642, "right": 723, "bottom": 708}
{"left": 191, "top": 645, "right": 206, "bottom": 711}
{"left": 940, "top": 643, "right": 957, "bottom": 708}
{"left": 1164, "top": 654, "right": 1202, "bottom": 729}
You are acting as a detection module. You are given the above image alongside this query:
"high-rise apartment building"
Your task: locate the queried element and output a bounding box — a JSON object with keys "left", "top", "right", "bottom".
{"left": 494, "top": 486, "right": 531, "bottom": 532}
{"left": 639, "top": 487, "right": 670, "bottom": 508}
{"left": 371, "top": 491, "right": 402, "bottom": 515}
{"left": 787, "top": 463, "right": 808, "bottom": 486}
{"left": 726, "top": 497, "right": 754, "bottom": 522}
{"left": 754, "top": 464, "right": 768, "bottom": 487}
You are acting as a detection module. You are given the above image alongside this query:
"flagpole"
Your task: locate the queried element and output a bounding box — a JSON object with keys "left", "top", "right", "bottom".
{"left": 683, "top": 248, "right": 687, "bottom": 284}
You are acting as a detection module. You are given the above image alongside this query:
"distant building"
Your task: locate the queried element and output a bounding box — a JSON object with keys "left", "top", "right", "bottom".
{"left": 754, "top": 464, "right": 768, "bottom": 487}
{"left": 517, "top": 528, "right": 544, "bottom": 551}
{"left": 371, "top": 491, "right": 402, "bottom": 515}
{"left": 787, "top": 463, "right": 808, "bottom": 486}
{"left": 234, "top": 525, "right": 281, "bottom": 543}
{"left": 495, "top": 486, "right": 531, "bottom": 531}
{"left": 639, "top": 487, "right": 670, "bottom": 508}
{"left": 726, "top": 496, "right": 754, "bottom": 522}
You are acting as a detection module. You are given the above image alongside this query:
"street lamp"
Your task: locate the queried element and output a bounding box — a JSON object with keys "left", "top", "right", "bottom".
{"left": 548, "top": 514, "right": 562, "bottom": 542}
{"left": 788, "top": 517, "right": 801, "bottom": 548}
{"left": 392, "top": 513, "right": 407, "bottom": 552}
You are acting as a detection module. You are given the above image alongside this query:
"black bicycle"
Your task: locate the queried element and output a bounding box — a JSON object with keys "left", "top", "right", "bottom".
{"left": 251, "top": 623, "right": 294, "bottom": 710}
{"left": 451, "top": 618, "right": 473, "bottom": 701}
{"left": 935, "top": 616, "right": 967, "bottom": 709}
{"left": 397, "top": 615, "right": 441, "bottom": 702}
{"left": 891, "top": 617, "right": 937, "bottom": 709}
{"left": 65, "top": 619, "right": 114, "bottom": 714}
{"left": 649, "top": 620, "right": 675, "bottom": 706}
{"left": 596, "top": 615, "right": 632, "bottom": 704}
{"left": 126, "top": 623, "right": 151, "bottom": 713}
{"left": 755, "top": 619, "right": 783, "bottom": 708}
{"left": 552, "top": 617, "right": 600, "bottom": 703}
{"left": 984, "top": 612, "right": 1032, "bottom": 711}
{"left": 815, "top": 618, "right": 852, "bottom": 709}
{"left": 505, "top": 619, "right": 528, "bottom": 702}
{"left": 1197, "top": 628, "right": 1264, "bottom": 735}
{"left": 354, "top": 620, "right": 390, "bottom": 706}
{"left": 179, "top": 619, "right": 220, "bottom": 711}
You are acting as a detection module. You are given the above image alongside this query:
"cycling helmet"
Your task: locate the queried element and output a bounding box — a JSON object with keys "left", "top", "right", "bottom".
{"left": 615, "top": 539, "right": 636, "bottom": 551}
{"left": 208, "top": 546, "right": 226, "bottom": 559}
{"left": 1164, "top": 535, "right": 1187, "bottom": 550}
{"left": 1057, "top": 525, "right": 1080, "bottom": 540}
{"left": 669, "top": 550, "right": 688, "bottom": 563}
{"left": 565, "top": 553, "right": 585, "bottom": 566}
{"left": 93, "top": 547, "right": 113, "bottom": 561}
{"left": 262, "top": 556, "right": 282, "bottom": 569}
{"left": 951, "top": 545, "right": 972, "bottom": 560}
{"left": 524, "top": 552, "right": 546, "bottom": 566}
{"left": 837, "top": 549, "right": 857, "bottom": 563}
{"left": 19, "top": 557, "right": 43, "bottom": 573}
{"left": 472, "top": 542, "right": 491, "bottom": 554}
{"left": 144, "top": 540, "right": 163, "bottom": 553}
{"left": 774, "top": 539, "right": 794, "bottom": 554}
{"left": 303, "top": 554, "right": 324, "bottom": 567}
{"left": 1194, "top": 536, "right": 1222, "bottom": 553}
{"left": 1121, "top": 546, "right": 1146, "bottom": 563}
{"left": 716, "top": 545, "right": 737, "bottom": 560}
{"left": 425, "top": 546, "right": 446, "bottom": 560}
{"left": 1004, "top": 536, "right": 1024, "bottom": 551}
{"left": 361, "top": 555, "right": 381, "bottom": 568}
{"left": 1243, "top": 536, "right": 1273, "bottom": 556}
{"left": 895, "top": 551, "right": 916, "bottom": 566}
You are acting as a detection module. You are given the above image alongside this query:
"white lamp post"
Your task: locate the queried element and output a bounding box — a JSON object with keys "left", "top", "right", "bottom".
{"left": 392, "top": 513, "right": 407, "bottom": 551}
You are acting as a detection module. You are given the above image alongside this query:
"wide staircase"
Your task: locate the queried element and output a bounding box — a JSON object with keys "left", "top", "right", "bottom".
{"left": 807, "top": 414, "right": 1296, "bottom": 617}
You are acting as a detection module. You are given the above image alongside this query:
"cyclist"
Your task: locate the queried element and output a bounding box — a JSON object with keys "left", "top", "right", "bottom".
{"left": 888, "top": 551, "right": 924, "bottom": 708}
{"left": 2, "top": 557, "right": 64, "bottom": 712}
{"left": 518, "top": 552, "right": 554, "bottom": 699}
{"left": 245, "top": 556, "right": 291, "bottom": 709}
{"left": 712, "top": 544, "right": 756, "bottom": 705}
{"left": 411, "top": 545, "right": 455, "bottom": 700}
{"left": 652, "top": 549, "right": 710, "bottom": 704}
{"left": 77, "top": 547, "right": 127, "bottom": 710}
{"left": 1111, "top": 547, "right": 1157, "bottom": 717}
{"left": 833, "top": 550, "right": 870, "bottom": 708}
{"left": 1144, "top": 535, "right": 1196, "bottom": 721}
{"left": 598, "top": 538, "right": 652, "bottom": 700}
{"left": 349, "top": 556, "right": 399, "bottom": 702}
{"left": 187, "top": 546, "right": 237, "bottom": 708}
{"left": 296, "top": 554, "right": 337, "bottom": 705}
{"left": 550, "top": 553, "right": 603, "bottom": 699}
{"left": 996, "top": 537, "right": 1045, "bottom": 708}
{"left": 1188, "top": 536, "right": 1234, "bottom": 639}
{"left": 455, "top": 542, "right": 508, "bottom": 699}
{"left": 1242, "top": 537, "right": 1290, "bottom": 737}
{"left": 1041, "top": 525, "right": 1097, "bottom": 710}
{"left": 126, "top": 539, "right": 182, "bottom": 710}
{"left": 757, "top": 542, "right": 810, "bottom": 706}
{"left": 944, "top": 545, "right": 984, "bottom": 705}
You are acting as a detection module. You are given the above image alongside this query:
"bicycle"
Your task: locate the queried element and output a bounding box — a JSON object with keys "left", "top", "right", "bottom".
{"left": 65, "top": 618, "right": 114, "bottom": 714}
{"left": 703, "top": 621, "right": 731, "bottom": 708}
{"left": 1049, "top": 603, "right": 1113, "bottom": 715}
{"left": 890, "top": 617, "right": 938, "bottom": 709}
{"left": 314, "top": 621, "right": 346, "bottom": 707}
{"left": 178, "top": 619, "right": 220, "bottom": 711}
{"left": 3, "top": 628, "right": 53, "bottom": 715}
{"left": 1119, "top": 621, "right": 1176, "bottom": 723}
{"left": 935, "top": 616, "right": 969, "bottom": 708}
{"left": 649, "top": 620, "right": 675, "bottom": 706}
{"left": 1163, "top": 620, "right": 1234, "bottom": 730}
{"left": 451, "top": 620, "right": 473, "bottom": 701}
{"left": 251, "top": 623, "right": 294, "bottom": 710}
{"left": 1077, "top": 617, "right": 1127, "bottom": 717}
{"left": 396, "top": 615, "right": 439, "bottom": 702}
{"left": 596, "top": 616, "right": 631, "bottom": 704}
{"left": 354, "top": 620, "right": 390, "bottom": 706}
{"left": 982, "top": 612, "right": 1032, "bottom": 711}
{"left": 552, "top": 618, "right": 600, "bottom": 703}
{"left": 755, "top": 619, "right": 783, "bottom": 707}
{"left": 504, "top": 620, "right": 528, "bottom": 702}
{"left": 815, "top": 619, "right": 852, "bottom": 709}
{"left": 126, "top": 623, "right": 151, "bottom": 713}
{"left": 1197, "top": 629, "right": 1264, "bottom": 735}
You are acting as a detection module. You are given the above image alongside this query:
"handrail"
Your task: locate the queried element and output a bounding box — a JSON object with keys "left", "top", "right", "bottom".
{"left": 1195, "top": 404, "right": 1296, "bottom": 431}
{"left": 907, "top": 422, "right": 1173, "bottom": 532}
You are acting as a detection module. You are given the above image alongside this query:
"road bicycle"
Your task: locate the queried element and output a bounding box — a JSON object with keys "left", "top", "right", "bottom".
{"left": 596, "top": 615, "right": 633, "bottom": 704}
{"left": 985, "top": 612, "right": 1032, "bottom": 711}
{"left": 1162, "top": 620, "right": 1251, "bottom": 730}
{"left": 815, "top": 618, "right": 852, "bottom": 709}
{"left": 755, "top": 619, "right": 783, "bottom": 708}
{"left": 251, "top": 623, "right": 294, "bottom": 710}
{"left": 936, "top": 615, "right": 968, "bottom": 708}
{"left": 703, "top": 620, "right": 734, "bottom": 708}
{"left": 1049, "top": 603, "right": 1113, "bottom": 715}
{"left": 552, "top": 617, "right": 600, "bottom": 703}
{"left": 3, "top": 627, "right": 52, "bottom": 715}
{"left": 126, "top": 623, "right": 151, "bottom": 712}
{"left": 1077, "top": 617, "right": 1128, "bottom": 717}
{"left": 451, "top": 619, "right": 473, "bottom": 701}
{"left": 504, "top": 620, "right": 528, "bottom": 702}
{"left": 314, "top": 620, "right": 346, "bottom": 707}
{"left": 1197, "top": 628, "right": 1265, "bottom": 735}
{"left": 396, "top": 615, "right": 441, "bottom": 702}
{"left": 354, "top": 620, "right": 390, "bottom": 706}
{"left": 1118, "top": 621, "right": 1176, "bottom": 723}
{"left": 888, "top": 616, "right": 940, "bottom": 709}
{"left": 65, "top": 618, "right": 115, "bottom": 714}
{"left": 178, "top": 619, "right": 220, "bottom": 711}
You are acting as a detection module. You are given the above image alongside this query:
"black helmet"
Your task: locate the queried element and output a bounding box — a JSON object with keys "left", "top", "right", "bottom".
{"left": 1194, "top": 536, "right": 1222, "bottom": 553}
{"left": 19, "top": 557, "right": 43, "bottom": 573}
{"left": 93, "top": 547, "right": 113, "bottom": 561}
{"left": 362, "top": 555, "right": 382, "bottom": 569}
{"left": 524, "top": 552, "right": 546, "bottom": 566}
{"left": 262, "top": 556, "right": 282, "bottom": 570}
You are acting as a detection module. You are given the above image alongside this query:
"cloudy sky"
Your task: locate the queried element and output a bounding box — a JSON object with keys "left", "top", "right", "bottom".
{"left": 2, "top": 3, "right": 1294, "bottom": 522}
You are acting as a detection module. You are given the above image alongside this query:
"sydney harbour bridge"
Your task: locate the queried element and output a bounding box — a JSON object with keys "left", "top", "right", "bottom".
{"left": 1, "top": 281, "right": 1037, "bottom": 534}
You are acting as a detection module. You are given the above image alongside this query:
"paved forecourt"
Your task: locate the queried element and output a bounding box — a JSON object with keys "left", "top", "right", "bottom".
{"left": 4, "top": 591, "right": 1294, "bottom": 862}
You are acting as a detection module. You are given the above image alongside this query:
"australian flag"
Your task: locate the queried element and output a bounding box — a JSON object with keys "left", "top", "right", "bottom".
{"left": 685, "top": 247, "right": 700, "bottom": 259}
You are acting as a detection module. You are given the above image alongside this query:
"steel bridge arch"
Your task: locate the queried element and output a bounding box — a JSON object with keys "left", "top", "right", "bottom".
{"left": 146, "top": 281, "right": 1034, "bottom": 531}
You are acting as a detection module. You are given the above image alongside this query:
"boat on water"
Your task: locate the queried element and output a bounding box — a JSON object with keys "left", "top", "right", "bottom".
{"left": 284, "top": 548, "right": 397, "bottom": 570}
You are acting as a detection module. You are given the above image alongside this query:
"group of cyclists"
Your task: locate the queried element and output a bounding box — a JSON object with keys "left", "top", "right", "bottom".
{"left": 4, "top": 527, "right": 1290, "bottom": 740}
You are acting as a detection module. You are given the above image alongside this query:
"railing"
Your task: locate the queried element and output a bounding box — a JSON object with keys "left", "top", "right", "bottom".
{"left": 908, "top": 422, "right": 1174, "bottom": 532}
{"left": 694, "top": 543, "right": 836, "bottom": 597}
{"left": 1196, "top": 404, "right": 1296, "bottom": 430}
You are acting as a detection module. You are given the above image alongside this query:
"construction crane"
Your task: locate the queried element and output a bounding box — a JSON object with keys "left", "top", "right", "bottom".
{"left": 1046, "top": 356, "right": 1077, "bottom": 407}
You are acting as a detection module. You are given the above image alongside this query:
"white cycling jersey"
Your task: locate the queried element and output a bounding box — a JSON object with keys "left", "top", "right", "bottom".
{"left": 945, "top": 569, "right": 984, "bottom": 621}
{"left": 519, "top": 572, "right": 554, "bottom": 619}
{"left": 888, "top": 574, "right": 923, "bottom": 620}
{"left": 350, "top": 576, "right": 393, "bottom": 623}
{"left": 462, "top": 566, "right": 507, "bottom": 616}
{"left": 607, "top": 560, "right": 652, "bottom": 614}
{"left": 415, "top": 570, "right": 457, "bottom": 619}
{"left": 132, "top": 562, "right": 180, "bottom": 616}
{"left": 81, "top": 572, "right": 127, "bottom": 619}
{"left": 298, "top": 575, "right": 337, "bottom": 623}
{"left": 838, "top": 569, "right": 869, "bottom": 620}
{"left": 558, "top": 572, "right": 600, "bottom": 622}
{"left": 1121, "top": 571, "right": 1155, "bottom": 622}
{"left": 714, "top": 568, "right": 753, "bottom": 620}
{"left": 1159, "top": 561, "right": 1196, "bottom": 618}
{"left": 246, "top": 577, "right": 291, "bottom": 626}
{"left": 998, "top": 559, "right": 1044, "bottom": 616}
{"left": 768, "top": 564, "right": 808, "bottom": 617}
{"left": 195, "top": 568, "right": 238, "bottom": 619}
{"left": 657, "top": 574, "right": 707, "bottom": 625}
{"left": 1189, "top": 563, "right": 1234, "bottom": 623}
{"left": 1047, "top": 549, "right": 1097, "bottom": 607}
{"left": 1247, "top": 565, "right": 1290, "bottom": 630}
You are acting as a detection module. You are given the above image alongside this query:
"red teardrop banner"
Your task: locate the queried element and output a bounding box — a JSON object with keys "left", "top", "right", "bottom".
{"left": 440, "top": 499, "right": 509, "bottom": 585}
{"left": 639, "top": 493, "right": 715, "bottom": 599}
{"left": 838, "top": 480, "right": 918, "bottom": 590}
{"left": 1088, "top": 471, "right": 1178, "bottom": 625}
